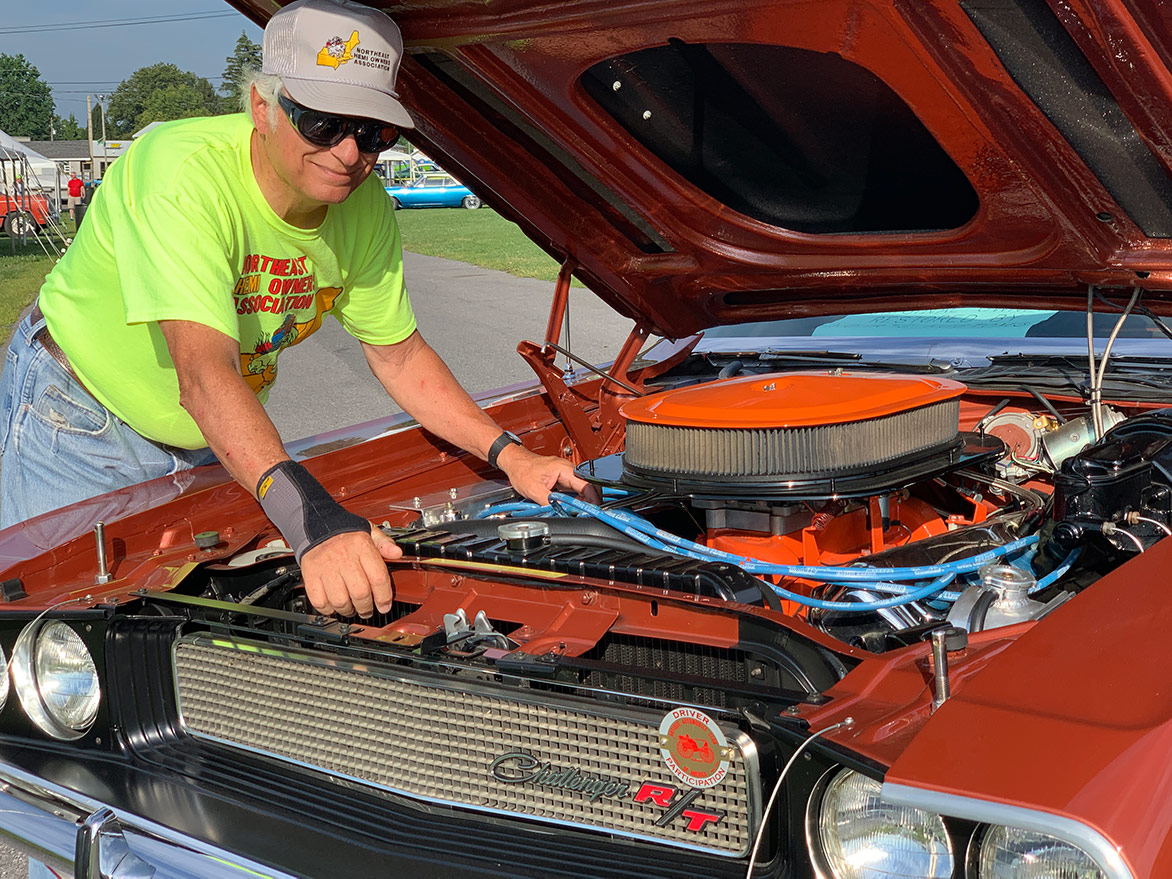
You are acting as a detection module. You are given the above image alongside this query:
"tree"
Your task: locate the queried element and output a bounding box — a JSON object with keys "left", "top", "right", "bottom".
{"left": 52, "top": 113, "right": 86, "bottom": 140}
{"left": 88, "top": 104, "right": 105, "bottom": 139}
{"left": 220, "top": 31, "right": 263, "bottom": 112}
{"left": 0, "top": 54, "right": 54, "bottom": 138}
{"left": 138, "top": 85, "right": 214, "bottom": 129}
{"left": 105, "top": 63, "right": 221, "bottom": 137}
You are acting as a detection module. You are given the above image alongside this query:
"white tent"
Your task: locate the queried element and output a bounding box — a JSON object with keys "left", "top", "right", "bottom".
{"left": 133, "top": 121, "right": 167, "bottom": 139}
{"left": 0, "top": 130, "right": 59, "bottom": 190}
{"left": 377, "top": 148, "right": 414, "bottom": 163}
{"left": 377, "top": 149, "right": 439, "bottom": 181}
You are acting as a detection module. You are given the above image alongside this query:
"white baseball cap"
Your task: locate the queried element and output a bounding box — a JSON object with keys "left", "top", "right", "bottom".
{"left": 263, "top": 0, "right": 415, "bottom": 128}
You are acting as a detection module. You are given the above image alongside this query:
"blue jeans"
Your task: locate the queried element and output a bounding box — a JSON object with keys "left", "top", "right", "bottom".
{"left": 0, "top": 311, "right": 216, "bottom": 529}
{"left": 4, "top": 312, "right": 216, "bottom": 878}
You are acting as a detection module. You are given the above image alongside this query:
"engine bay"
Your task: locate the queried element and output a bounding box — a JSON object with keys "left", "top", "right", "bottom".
{"left": 420, "top": 368, "right": 1170, "bottom": 653}
{"left": 177, "top": 362, "right": 1172, "bottom": 666}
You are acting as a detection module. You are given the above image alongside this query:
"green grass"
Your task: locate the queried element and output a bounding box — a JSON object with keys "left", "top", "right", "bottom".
{"left": 395, "top": 208, "right": 570, "bottom": 283}
{"left": 0, "top": 208, "right": 563, "bottom": 340}
{"left": 0, "top": 237, "right": 59, "bottom": 338}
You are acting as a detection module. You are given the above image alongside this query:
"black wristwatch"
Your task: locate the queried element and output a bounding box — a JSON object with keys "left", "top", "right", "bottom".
{"left": 487, "top": 430, "right": 524, "bottom": 469}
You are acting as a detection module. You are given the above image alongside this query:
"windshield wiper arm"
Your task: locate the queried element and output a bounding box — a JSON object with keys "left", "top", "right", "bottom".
{"left": 703, "top": 350, "right": 948, "bottom": 375}
{"left": 760, "top": 350, "right": 862, "bottom": 361}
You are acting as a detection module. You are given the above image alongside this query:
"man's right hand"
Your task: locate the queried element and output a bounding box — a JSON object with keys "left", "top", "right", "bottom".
{"left": 158, "top": 321, "right": 406, "bottom": 618}
{"left": 299, "top": 525, "right": 403, "bottom": 617}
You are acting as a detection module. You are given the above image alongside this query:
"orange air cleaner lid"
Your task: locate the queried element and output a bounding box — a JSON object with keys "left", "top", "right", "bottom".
{"left": 621, "top": 372, "right": 967, "bottom": 429}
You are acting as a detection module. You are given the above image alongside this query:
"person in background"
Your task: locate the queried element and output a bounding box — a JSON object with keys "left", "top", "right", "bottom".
{"left": 66, "top": 173, "right": 83, "bottom": 223}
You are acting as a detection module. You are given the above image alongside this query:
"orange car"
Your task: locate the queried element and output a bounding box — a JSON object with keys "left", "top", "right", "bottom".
{"left": 0, "top": 0, "right": 1168, "bottom": 877}
{"left": 0, "top": 192, "right": 53, "bottom": 235}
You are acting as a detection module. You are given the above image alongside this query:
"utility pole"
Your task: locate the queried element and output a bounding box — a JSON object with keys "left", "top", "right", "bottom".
{"left": 98, "top": 94, "right": 108, "bottom": 178}
{"left": 86, "top": 94, "right": 94, "bottom": 177}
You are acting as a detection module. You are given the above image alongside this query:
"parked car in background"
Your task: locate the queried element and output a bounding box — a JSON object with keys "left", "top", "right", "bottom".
{"left": 385, "top": 173, "right": 482, "bottom": 209}
{"left": 0, "top": 193, "right": 53, "bottom": 236}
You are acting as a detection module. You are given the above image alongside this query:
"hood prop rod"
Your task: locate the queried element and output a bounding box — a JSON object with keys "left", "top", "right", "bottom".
{"left": 520, "top": 257, "right": 654, "bottom": 458}
{"left": 544, "top": 342, "right": 644, "bottom": 397}
{"left": 541, "top": 256, "right": 645, "bottom": 396}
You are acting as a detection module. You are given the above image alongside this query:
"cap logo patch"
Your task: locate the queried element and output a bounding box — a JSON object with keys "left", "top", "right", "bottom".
{"left": 658, "top": 708, "right": 732, "bottom": 789}
{"left": 317, "top": 30, "right": 360, "bottom": 69}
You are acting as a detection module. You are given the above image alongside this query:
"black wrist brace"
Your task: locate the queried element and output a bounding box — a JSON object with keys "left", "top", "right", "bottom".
{"left": 256, "top": 460, "right": 370, "bottom": 562}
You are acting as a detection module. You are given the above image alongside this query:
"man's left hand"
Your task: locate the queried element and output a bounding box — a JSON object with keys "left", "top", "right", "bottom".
{"left": 496, "top": 444, "right": 598, "bottom": 505}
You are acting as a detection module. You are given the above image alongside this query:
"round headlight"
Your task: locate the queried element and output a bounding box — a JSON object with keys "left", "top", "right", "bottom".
{"left": 814, "top": 769, "right": 954, "bottom": 879}
{"left": 12, "top": 621, "right": 100, "bottom": 740}
{"left": 0, "top": 642, "right": 9, "bottom": 710}
{"left": 976, "top": 826, "right": 1106, "bottom": 878}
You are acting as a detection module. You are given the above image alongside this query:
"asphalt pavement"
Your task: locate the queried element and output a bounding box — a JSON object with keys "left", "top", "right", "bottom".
{"left": 0, "top": 250, "right": 634, "bottom": 878}
{"left": 266, "top": 250, "right": 633, "bottom": 441}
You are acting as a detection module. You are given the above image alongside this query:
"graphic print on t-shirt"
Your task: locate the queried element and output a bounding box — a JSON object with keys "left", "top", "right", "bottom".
{"left": 233, "top": 252, "right": 342, "bottom": 394}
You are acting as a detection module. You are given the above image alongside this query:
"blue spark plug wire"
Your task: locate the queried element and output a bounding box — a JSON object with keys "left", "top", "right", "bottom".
{"left": 463, "top": 493, "right": 1066, "bottom": 613}
{"left": 549, "top": 492, "right": 1039, "bottom": 582}
{"left": 473, "top": 502, "right": 549, "bottom": 519}
{"left": 763, "top": 573, "right": 958, "bottom": 612}
{"left": 1031, "top": 547, "right": 1081, "bottom": 593}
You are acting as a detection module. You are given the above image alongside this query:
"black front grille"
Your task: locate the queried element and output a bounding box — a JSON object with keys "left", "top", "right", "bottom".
{"left": 91, "top": 621, "right": 767, "bottom": 879}
{"left": 581, "top": 634, "right": 754, "bottom": 708}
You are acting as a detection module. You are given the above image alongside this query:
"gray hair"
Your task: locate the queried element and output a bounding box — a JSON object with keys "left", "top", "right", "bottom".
{"left": 241, "top": 68, "right": 284, "bottom": 130}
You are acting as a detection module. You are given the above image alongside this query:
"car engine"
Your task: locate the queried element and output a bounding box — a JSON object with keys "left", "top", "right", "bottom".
{"left": 211, "top": 366, "right": 1171, "bottom": 655}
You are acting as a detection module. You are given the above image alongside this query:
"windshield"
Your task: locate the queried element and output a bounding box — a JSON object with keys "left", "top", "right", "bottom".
{"left": 697, "top": 307, "right": 1172, "bottom": 365}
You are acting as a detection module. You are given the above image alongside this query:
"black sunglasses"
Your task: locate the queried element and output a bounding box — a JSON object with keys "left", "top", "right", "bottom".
{"left": 277, "top": 93, "right": 399, "bottom": 154}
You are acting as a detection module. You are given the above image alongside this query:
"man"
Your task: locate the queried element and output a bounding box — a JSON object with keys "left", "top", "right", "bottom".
{"left": 66, "top": 172, "right": 83, "bottom": 223}
{"left": 0, "top": 0, "right": 588, "bottom": 622}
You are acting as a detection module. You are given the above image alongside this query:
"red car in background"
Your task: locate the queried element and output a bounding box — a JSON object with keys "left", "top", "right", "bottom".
{"left": 0, "top": 192, "right": 53, "bottom": 236}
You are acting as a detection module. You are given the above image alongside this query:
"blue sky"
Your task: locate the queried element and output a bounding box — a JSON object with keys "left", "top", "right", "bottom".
{"left": 0, "top": 2, "right": 263, "bottom": 125}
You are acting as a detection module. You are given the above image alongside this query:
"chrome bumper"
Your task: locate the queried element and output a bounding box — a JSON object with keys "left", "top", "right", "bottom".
{"left": 0, "top": 761, "right": 294, "bottom": 879}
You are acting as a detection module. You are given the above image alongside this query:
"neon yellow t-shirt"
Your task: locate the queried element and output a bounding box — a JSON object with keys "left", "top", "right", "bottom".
{"left": 39, "top": 114, "right": 416, "bottom": 449}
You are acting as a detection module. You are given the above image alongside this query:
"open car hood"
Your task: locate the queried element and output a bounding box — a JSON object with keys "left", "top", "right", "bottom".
{"left": 226, "top": 0, "right": 1172, "bottom": 337}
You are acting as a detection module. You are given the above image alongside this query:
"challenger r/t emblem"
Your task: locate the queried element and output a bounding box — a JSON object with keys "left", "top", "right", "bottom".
{"left": 490, "top": 751, "right": 630, "bottom": 802}
{"left": 488, "top": 750, "right": 726, "bottom": 834}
